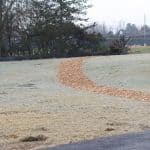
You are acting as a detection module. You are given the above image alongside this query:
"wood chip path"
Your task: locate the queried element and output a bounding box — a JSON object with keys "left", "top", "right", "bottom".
{"left": 58, "top": 57, "right": 150, "bottom": 101}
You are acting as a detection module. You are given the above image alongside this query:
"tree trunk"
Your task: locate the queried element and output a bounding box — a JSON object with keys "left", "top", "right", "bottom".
{"left": 0, "top": 33, "right": 5, "bottom": 57}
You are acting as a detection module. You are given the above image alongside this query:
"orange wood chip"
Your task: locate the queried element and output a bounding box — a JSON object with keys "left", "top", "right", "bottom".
{"left": 57, "top": 57, "right": 150, "bottom": 101}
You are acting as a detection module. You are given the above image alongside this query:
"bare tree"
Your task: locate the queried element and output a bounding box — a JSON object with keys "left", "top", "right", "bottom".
{"left": 0, "top": 0, "right": 17, "bottom": 56}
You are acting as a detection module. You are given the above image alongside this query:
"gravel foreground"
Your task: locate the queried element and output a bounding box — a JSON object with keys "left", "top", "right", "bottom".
{"left": 0, "top": 54, "right": 150, "bottom": 150}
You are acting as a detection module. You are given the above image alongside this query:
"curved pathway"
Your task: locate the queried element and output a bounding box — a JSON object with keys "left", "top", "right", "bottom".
{"left": 58, "top": 57, "right": 150, "bottom": 101}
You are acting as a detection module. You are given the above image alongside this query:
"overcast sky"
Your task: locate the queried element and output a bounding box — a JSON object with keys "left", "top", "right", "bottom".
{"left": 87, "top": 0, "right": 150, "bottom": 29}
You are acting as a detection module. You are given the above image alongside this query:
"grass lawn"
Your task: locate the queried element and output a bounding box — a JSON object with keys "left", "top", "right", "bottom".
{"left": 1, "top": 54, "right": 150, "bottom": 149}
{"left": 129, "top": 46, "right": 150, "bottom": 54}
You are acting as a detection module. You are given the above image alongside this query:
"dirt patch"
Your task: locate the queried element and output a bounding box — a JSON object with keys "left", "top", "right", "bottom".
{"left": 105, "top": 128, "right": 115, "bottom": 132}
{"left": 0, "top": 92, "right": 8, "bottom": 95}
{"left": 58, "top": 57, "right": 150, "bottom": 101}
{"left": 18, "top": 83, "right": 36, "bottom": 88}
{"left": 20, "top": 135, "right": 47, "bottom": 142}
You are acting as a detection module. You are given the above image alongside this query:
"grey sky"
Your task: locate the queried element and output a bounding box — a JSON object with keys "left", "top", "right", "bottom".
{"left": 87, "top": 0, "right": 150, "bottom": 28}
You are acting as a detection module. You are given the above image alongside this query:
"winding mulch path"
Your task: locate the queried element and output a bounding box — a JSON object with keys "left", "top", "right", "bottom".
{"left": 58, "top": 57, "right": 150, "bottom": 101}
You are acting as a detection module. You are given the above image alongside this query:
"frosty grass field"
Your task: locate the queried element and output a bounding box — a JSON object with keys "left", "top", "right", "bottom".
{"left": 0, "top": 53, "right": 150, "bottom": 149}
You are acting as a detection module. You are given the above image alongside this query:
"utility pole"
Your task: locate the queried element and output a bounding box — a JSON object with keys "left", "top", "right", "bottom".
{"left": 144, "top": 14, "right": 146, "bottom": 46}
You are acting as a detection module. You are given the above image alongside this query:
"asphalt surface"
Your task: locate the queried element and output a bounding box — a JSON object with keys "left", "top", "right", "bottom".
{"left": 39, "top": 131, "right": 150, "bottom": 150}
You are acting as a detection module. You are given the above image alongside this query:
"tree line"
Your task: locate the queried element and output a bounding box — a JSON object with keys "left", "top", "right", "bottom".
{"left": 91, "top": 22, "right": 150, "bottom": 45}
{"left": 0, "top": 0, "right": 104, "bottom": 58}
